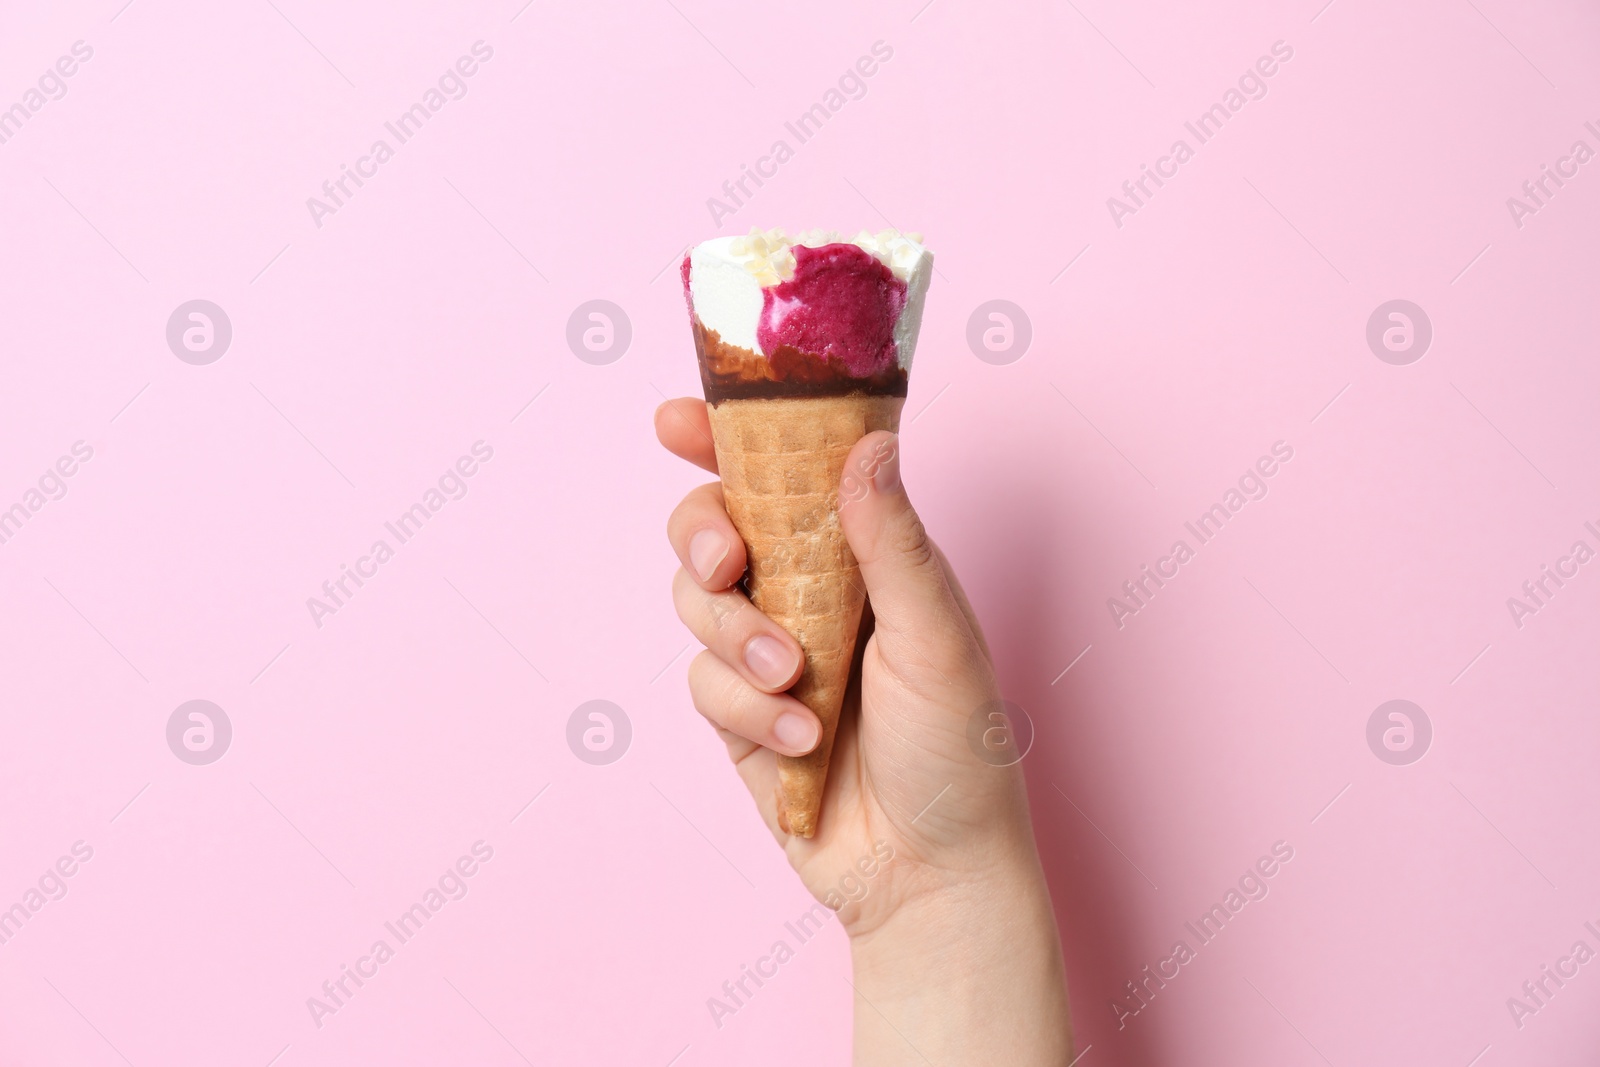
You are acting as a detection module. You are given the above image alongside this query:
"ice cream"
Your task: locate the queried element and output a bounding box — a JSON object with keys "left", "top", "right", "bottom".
{"left": 682, "top": 228, "right": 933, "bottom": 838}
{"left": 684, "top": 229, "right": 933, "bottom": 402}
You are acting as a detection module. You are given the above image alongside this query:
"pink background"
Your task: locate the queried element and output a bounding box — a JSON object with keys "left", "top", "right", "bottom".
{"left": 2, "top": 0, "right": 1598, "bottom": 1063}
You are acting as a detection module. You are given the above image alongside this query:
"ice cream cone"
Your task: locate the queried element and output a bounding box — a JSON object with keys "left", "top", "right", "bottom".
{"left": 707, "top": 394, "right": 905, "bottom": 837}
{"left": 682, "top": 227, "right": 933, "bottom": 837}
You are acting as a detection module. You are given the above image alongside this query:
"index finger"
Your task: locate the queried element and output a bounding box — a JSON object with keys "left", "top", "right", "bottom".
{"left": 654, "top": 397, "right": 718, "bottom": 474}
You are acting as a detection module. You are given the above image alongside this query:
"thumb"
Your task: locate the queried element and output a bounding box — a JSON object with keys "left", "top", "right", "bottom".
{"left": 837, "top": 431, "right": 970, "bottom": 670}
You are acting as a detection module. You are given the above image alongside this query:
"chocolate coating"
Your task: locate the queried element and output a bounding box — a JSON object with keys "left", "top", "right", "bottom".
{"left": 693, "top": 321, "right": 909, "bottom": 404}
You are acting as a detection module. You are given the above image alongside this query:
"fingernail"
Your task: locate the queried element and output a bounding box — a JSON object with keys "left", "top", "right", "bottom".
{"left": 745, "top": 634, "right": 799, "bottom": 688}
{"left": 689, "top": 529, "right": 729, "bottom": 583}
{"left": 773, "top": 712, "right": 820, "bottom": 753}
{"left": 873, "top": 435, "right": 901, "bottom": 494}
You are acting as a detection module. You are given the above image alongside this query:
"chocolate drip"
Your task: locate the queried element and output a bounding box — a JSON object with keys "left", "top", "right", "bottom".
{"left": 693, "top": 321, "right": 909, "bottom": 404}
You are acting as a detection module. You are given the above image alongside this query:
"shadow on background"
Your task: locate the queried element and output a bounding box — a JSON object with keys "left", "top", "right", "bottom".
{"left": 957, "top": 470, "right": 1172, "bottom": 1067}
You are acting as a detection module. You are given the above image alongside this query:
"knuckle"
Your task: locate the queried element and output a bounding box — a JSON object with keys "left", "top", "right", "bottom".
{"left": 667, "top": 491, "right": 699, "bottom": 537}
{"left": 706, "top": 590, "right": 746, "bottom": 631}
{"left": 692, "top": 665, "right": 752, "bottom": 732}
{"left": 671, "top": 569, "right": 697, "bottom": 626}
{"left": 687, "top": 647, "right": 718, "bottom": 678}
{"left": 676, "top": 588, "right": 702, "bottom": 623}
{"left": 676, "top": 569, "right": 750, "bottom": 638}
{"left": 685, "top": 652, "right": 724, "bottom": 715}
{"left": 887, "top": 513, "right": 937, "bottom": 572}
{"left": 668, "top": 482, "right": 724, "bottom": 541}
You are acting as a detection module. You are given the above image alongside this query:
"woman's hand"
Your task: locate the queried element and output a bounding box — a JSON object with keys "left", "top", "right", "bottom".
{"left": 657, "top": 398, "right": 1073, "bottom": 1064}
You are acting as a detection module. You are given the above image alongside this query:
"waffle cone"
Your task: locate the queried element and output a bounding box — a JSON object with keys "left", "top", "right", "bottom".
{"left": 707, "top": 394, "right": 904, "bottom": 837}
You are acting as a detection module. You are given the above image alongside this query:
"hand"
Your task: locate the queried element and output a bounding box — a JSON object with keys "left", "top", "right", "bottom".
{"left": 656, "top": 398, "right": 1073, "bottom": 1064}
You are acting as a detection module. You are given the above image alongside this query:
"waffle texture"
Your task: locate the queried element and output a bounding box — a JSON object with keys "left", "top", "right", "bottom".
{"left": 706, "top": 394, "right": 905, "bottom": 837}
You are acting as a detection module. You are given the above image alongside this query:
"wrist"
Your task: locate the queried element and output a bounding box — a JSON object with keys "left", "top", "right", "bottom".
{"left": 846, "top": 847, "right": 1073, "bottom": 1065}
{"left": 849, "top": 849, "right": 1057, "bottom": 985}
